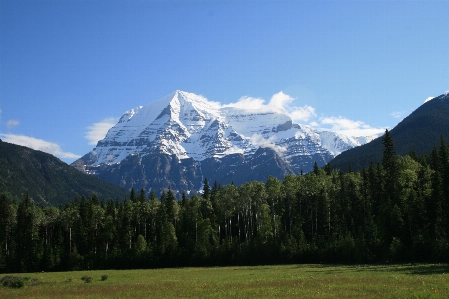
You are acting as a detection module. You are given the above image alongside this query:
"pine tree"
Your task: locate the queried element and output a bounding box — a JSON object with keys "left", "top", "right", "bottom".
{"left": 439, "top": 136, "right": 449, "bottom": 200}
{"left": 130, "top": 188, "right": 137, "bottom": 203}
{"left": 0, "top": 194, "right": 13, "bottom": 270}
{"left": 138, "top": 188, "right": 146, "bottom": 203}
{"left": 16, "top": 193, "right": 35, "bottom": 272}
{"left": 165, "top": 187, "right": 177, "bottom": 227}
{"left": 382, "top": 129, "right": 396, "bottom": 176}
{"left": 430, "top": 146, "right": 440, "bottom": 172}
{"left": 149, "top": 189, "right": 158, "bottom": 202}
{"left": 382, "top": 129, "right": 398, "bottom": 208}
{"left": 203, "top": 178, "right": 211, "bottom": 200}
{"left": 324, "top": 163, "right": 332, "bottom": 175}
{"left": 313, "top": 162, "right": 319, "bottom": 175}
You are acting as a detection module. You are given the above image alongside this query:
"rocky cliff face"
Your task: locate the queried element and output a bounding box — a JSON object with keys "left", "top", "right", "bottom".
{"left": 73, "top": 91, "right": 375, "bottom": 195}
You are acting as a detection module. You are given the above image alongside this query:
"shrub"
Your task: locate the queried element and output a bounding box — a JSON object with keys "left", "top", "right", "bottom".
{"left": 0, "top": 276, "right": 28, "bottom": 288}
{"left": 81, "top": 276, "right": 92, "bottom": 283}
{"left": 101, "top": 274, "right": 108, "bottom": 281}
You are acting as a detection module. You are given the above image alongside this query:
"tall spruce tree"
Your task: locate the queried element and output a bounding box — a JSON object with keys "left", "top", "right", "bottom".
{"left": 203, "top": 178, "right": 211, "bottom": 200}
{"left": 0, "top": 195, "right": 12, "bottom": 257}
{"left": 382, "top": 129, "right": 396, "bottom": 177}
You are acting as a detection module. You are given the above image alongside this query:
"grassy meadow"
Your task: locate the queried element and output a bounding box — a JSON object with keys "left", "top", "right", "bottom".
{"left": 1, "top": 264, "right": 448, "bottom": 299}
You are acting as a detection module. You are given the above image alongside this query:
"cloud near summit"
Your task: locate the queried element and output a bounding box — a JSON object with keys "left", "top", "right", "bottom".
{"left": 224, "top": 91, "right": 316, "bottom": 122}
{"left": 85, "top": 117, "right": 119, "bottom": 146}
{"left": 319, "top": 116, "right": 385, "bottom": 137}
{"left": 223, "top": 92, "right": 383, "bottom": 136}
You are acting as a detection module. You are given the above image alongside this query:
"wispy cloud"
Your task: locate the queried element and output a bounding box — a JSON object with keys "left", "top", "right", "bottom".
{"left": 319, "top": 116, "right": 385, "bottom": 137}
{"left": 224, "top": 96, "right": 266, "bottom": 110}
{"left": 0, "top": 133, "right": 81, "bottom": 160}
{"left": 224, "top": 91, "right": 316, "bottom": 122}
{"left": 250, "top": 133, "right": 287, "bottom": 154}
{"left": 389, "top": 111, "right": 403, "bottom": 119}
{"left": 222, "top": 91, "right": 384, "bottom": 137}
{"left": 85, "top": 117, "right": 118, "bottom": 145}
{"left": 6, "top": 119, "right": 20, "bottom": 128}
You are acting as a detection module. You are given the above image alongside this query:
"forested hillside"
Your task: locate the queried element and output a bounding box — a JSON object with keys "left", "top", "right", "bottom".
{"left": 330, "top": 92, "right": 449, "bottom": 172}
{"left": 0, "top": 140, "right": 129, "bottom": 205}
{"left": 1, "top": 133, "right": 448, "bottom": 272}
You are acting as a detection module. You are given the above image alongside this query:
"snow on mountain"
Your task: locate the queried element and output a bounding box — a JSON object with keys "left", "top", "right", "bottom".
{"left": 82, "top": 90, "right": 372, "bottom": 168}
{"left": 318, "top": 130, "right": 379, "bottom": 156}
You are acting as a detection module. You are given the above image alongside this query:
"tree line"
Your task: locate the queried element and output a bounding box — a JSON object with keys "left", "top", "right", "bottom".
{"left": 0, "top": 131, "right": 448, "bottom": 272}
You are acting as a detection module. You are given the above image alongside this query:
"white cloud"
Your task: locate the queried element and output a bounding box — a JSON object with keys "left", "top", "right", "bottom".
{"left": 0, "top": 133, "right": 81, "bottom": 160}
{"left": 389, "top": 111, "right": 403, "bottom": 119}
{"left": 250, "top": 133, "right": 287, "bottom": 154}
{"left": 85, "top": 117, "right": 118, "bottom": 145}
{"left": 223, "top": 96, "right": 266, "bottom": 110}
{"left": 289, "top": 106, "right": 316, "bottom": 122}
{"left": 319, "top": 116, "right": 385, "bottom": 137}
{"left": 424, "top": 96, "right": 434, "bottom": 103}
{"left": 224, "top": 91, "right": 316, "bottom": 122}
{"left": 268, "top": 91, "right": 294, "bottom": 110}
{"left": 6, "top": 119, "right": 20, "bottom": 128}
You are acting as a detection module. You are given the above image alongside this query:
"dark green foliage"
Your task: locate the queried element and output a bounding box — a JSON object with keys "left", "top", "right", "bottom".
{"left": 0, "top": 131, "right": 448, "bottom": 272}
{"left": 0, "top": 140, "right": 129, "bottom": 206}
{"left": 81, "top": 275, "right": 92, "bottom": 283}
{"left": 101, "top": 274, "right": 108, "bottom": 281}
{"left": 0, "top": 276, "right": 31, "bottom": 288}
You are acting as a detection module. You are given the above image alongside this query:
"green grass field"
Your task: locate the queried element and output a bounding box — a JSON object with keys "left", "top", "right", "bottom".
{"left": 1, "top": 264, "right": 448, "bottom": 298}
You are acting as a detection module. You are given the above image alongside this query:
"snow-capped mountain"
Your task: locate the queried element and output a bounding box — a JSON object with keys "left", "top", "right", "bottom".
{"left": 72, "top": 91, "right": 377, "bottom": 194}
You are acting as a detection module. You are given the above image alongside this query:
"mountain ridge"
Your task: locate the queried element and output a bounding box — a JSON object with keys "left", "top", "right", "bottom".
{"left": 72, "top": 90, "right": 378, "bottom": 194}
{"left": 329, "top": 92, "right": 449, "bottom": 172}
{"left": 0, "top": 140, "right": 129, "bottom": 205}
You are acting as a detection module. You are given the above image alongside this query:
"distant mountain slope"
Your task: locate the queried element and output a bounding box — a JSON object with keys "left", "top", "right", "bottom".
{"left": 329, "top": 92, "right": 449, "bottom": 171}
{"left": 0, "top": 140, "right": 129, "bottom": 205}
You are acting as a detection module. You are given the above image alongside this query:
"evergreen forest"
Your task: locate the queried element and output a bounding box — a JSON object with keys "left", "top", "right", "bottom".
{"left": 1, "top": 131, "right": 448, "bottom": 273}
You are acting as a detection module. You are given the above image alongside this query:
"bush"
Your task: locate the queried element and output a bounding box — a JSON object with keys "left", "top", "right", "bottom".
{"left": 0, "top": 276, "right": 29, "bottom": 288}
{"left": 101, "top": 274, "right": 108, "bottom": 281}
{"left": 81, "top": 276, "right": 92, "bottom": 283}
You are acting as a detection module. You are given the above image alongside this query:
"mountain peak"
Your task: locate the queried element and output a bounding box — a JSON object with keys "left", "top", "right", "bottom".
{"left": 86, "top": 91, "right": 369, "bottom": 166}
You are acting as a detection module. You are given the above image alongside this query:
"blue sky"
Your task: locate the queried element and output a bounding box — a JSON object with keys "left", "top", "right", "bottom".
{"left": 1, "top": 0, "right": 448, "bottom": 164}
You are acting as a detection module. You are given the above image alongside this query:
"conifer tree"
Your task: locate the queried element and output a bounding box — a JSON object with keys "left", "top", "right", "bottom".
{"left": 0, "top": 194, "right": 13, "bottom": 262}
{"left": 203, "top": 178, "right": 210, "bottom": 200}
{"left": 382, "top": 130, "right": 398, "bottom": 209}
{"left": 313, "top": 162, "right": 319, "bottom": 175}
{"left": 138, "top": 188, "right": 146, "bottom": 203}
{"left": 165, "top": 187, "right": 177, "bottom": 227}
{"left": 382, "top": 129, "right": 396, "bottom": 177}
{"left": 439, "top": 136, "right": 449, "bottom": 205}
{"left": 16, "top": 193, "right": 34, "bottom": 272}
{"left": 324, "top": 163, "right": 332, "bottom": 175}
{"left": 130, "top": 188, "right": 137, "bottom": 203}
